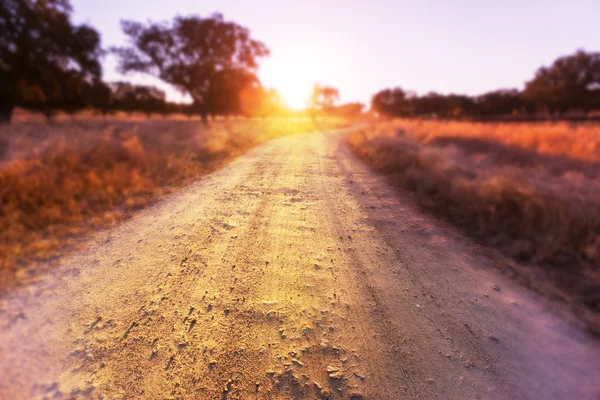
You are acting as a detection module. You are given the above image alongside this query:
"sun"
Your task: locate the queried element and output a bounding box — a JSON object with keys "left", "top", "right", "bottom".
{"left": 259, "top": 50, "right": 322, "bottom": 110}
{"left": 275, "top": 78, "right": 313, "bottom": 110}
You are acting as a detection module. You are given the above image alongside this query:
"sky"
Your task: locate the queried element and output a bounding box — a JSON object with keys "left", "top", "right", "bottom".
{"left": 71, "top": 0, "right": 600, "bottom": 108}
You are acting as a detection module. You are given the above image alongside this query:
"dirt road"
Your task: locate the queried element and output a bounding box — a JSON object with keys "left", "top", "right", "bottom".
{"left": 1, "top": 131, "right": 599, "bottom": 399}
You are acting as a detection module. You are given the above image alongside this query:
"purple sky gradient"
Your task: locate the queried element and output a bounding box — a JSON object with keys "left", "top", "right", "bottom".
{"left": 71, "top": 0, "right": 600, "bottom": 107}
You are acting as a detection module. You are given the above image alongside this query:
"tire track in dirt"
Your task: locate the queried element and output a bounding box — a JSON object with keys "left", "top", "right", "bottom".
{"left": 62, "top": 138, "right": 299, "bottom": 399}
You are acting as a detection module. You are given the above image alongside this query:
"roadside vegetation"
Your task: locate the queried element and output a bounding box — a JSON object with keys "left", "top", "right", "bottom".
{"left": 348, "top": 119, "right": 600, "bottom": 328}
{"left": 0, "top": 115, "right": 346, "bottom": 288}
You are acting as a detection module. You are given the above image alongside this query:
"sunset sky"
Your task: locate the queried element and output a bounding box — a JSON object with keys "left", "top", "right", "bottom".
{"left": 71, "top": 0, "right": 600, "bottom": 108}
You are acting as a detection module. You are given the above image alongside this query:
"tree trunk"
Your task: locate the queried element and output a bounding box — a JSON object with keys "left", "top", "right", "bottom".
{"left": 43, "top": 107, "right": 55, "bottom": 123}
{"left": 192, "top": 98, "right": 210, "bottom": 126}
{"left": 0, "top": 102, "right": 14, "bottom": 124}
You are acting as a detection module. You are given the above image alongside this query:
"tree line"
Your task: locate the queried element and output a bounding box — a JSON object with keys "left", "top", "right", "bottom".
{"left": 0, "top": 0, "right": 285, "bottom": 123}
{"left": 2, "top": 1, "right": 598, "bottom": 124}
{"left": 309, "top": 84, "right": 364, "bottom": 119}
{"left": 372, "top": 50, "right": 600, "bottom": 120}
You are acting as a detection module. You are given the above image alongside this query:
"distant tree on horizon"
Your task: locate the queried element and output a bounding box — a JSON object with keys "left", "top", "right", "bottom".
{"left": 310, "top": 84, "right": 340, "bottom": 111}
{"left": 475, "top": 89, "right": 527, "bottom": 117}
{"left": 86, "top": 79, "right": 114, "bottom": 116}
{"left": 109, "top": 82, "right": 167, "bottom": 117}
{"left": 523, "top": 50, "right": 600, "bottom": 115}
{"left": 113, "top": 13, "right": 269, "bottom": 122}
{"left": 371, "top": 88, "right": 413, "bottom": 117}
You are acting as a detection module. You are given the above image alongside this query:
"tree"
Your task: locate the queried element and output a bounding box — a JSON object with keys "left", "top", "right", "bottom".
{"left": 371, "top": 88, "right": 412, "bottom": 117}
{"left": 443, "top": 94, "right": 478, "bottom": 118}
{"left": 86, "top": 79, "right": 114, "bottom": 116}
{"left": 371, "top": 89, "right": 480, "bottom": 119}
{"left": 0, "top": 0, "right": 102, "bottom": 122}
{"left": 130, "top": 85, "right": 166, "bottom": 117}
{"left": 22, "top": 70, "right": 92, "bottom": 118}
{"left": 475, "top": 89, "right": 525, "bottom": 117}
{"left": 114, "top": 13, "right": 269, "bottom": 122}
{"left": 523, "top": 50, "right": 600, "bottom": 115}
{"left": 109, "top": 82, "right": 167, "bottom": 117}
{"left": 203, "top": 68, "right": 259, "bottom": 117}
{"left": 310, "top": 84, "right": 340, "bottom": 111}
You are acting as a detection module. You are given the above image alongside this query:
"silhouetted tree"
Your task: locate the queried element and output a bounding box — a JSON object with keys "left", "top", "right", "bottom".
{"left": 164, "top": 101, "right": 184, "bottom": 115}
{"left": 412, "top": 92, "right": 451, "bottom": 117}
{"left": 444, "top": 94, "right": 478, "bottom": 118}
{"left": 475, "top": 89, "right": 525, "bottom": 116}
{"left": 204, "top": 68, "right": 259, "bottom": 117}
{"left": 371, "top": 88, "right": 413, "bottom": 117}
{"left": 523, "top": 50, "right": 600, "bottom": 115}
{"left": 132, "top": 86, "right": 166, "bottom": 117}
{"left": 0, "top": 0, "right": 102, "bottom": 122}
{"left": 372, "top": 89, "right": 519, "bottom": 119}
{"left": 86, "top": 79, "right": 114, "bottom": 116}
{"left": 311, "top": 84, "right": 340, "bottom": 111}
{"left": 24, "top": 70, "right": 93, "bottom": 118}
{"left": 114, "top": 13, "right": 269, "bottom": 122}
{"left": 109, "top": 82, "right": 166, "bottom": 117}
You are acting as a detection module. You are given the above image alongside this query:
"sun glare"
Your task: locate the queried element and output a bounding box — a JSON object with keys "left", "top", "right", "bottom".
{"left": 260, "top": 49, "right": 325, "bottom": 110}
{"left": 276, "top": 79, "right": 312, "bottom": 110}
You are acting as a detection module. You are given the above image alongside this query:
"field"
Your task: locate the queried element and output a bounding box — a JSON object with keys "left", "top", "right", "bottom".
{"left": 348, "top": 119, "right": 600, "bottom": 323}
{"left": 0, "top": 115, "right": 345, "bottom": 288}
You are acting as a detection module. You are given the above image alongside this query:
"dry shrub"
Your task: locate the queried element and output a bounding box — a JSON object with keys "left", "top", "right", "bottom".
{"left": 348, "top": 119, "right": 600, "bottom": 320}
{"left": 0, "top": 117, "right": 344, "bottom": 287}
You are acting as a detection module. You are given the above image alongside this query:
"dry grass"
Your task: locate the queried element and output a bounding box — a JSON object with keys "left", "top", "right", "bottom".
{"left": 348, "top": 119, "right": 600, "bottom": 323}
{"left": 0, "top": 116, "right": 345, "bottom": 287}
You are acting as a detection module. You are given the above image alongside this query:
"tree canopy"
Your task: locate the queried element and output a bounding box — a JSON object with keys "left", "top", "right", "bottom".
{"left": 0, "top": 0, "right": 102, "bottom": 121}
{"left": 523, "top": 50, "right": 600, "bottom": 114}
{"left": 109, "top": 82, "right": 167, "bottom": 116}
{"left": 475, "top": 89, "right": 526, "bottom": 116}
{"left": 114, "top": 13, "right": 269, "bottom": 121}
{"left": 371, "top": 88, "right": 413, "bottom": 117}
{"left": 310, "top": 84, "right": 340, "bottom": 111}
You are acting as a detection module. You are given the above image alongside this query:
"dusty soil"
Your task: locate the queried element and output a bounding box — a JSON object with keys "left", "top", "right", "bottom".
{"left": 1, "top": 131, "right": 599, "bottom": 399}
